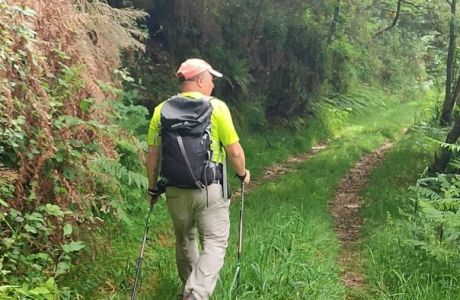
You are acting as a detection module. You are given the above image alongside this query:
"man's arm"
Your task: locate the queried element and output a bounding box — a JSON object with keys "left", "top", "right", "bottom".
{"left": 225, "top": 142, "right": 250, "bottom": 184}
{"left": 146, "top": 145, "right": 161, "bottom": 189}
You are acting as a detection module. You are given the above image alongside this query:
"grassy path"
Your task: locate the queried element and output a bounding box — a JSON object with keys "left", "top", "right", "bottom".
{"left": 145, "top": 98, "right": 428, "bottom": 299}
{"left": 68, "top": 91, "right": 432, "bottom": 299}
{"left": 233, "top": 143, "right": 328, "bottom": 197}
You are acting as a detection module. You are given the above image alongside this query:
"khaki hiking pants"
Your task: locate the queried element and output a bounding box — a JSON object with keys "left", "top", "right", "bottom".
{"left": 165, "top": 183, "right": 230, "bottom": 300}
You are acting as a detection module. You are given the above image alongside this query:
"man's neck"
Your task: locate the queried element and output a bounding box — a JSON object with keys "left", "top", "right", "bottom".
{"left": 180, "top": 91, "right": 204, "bottom": 97}
{"left": 181, "top": 82, "right": 208, "bottom": 95}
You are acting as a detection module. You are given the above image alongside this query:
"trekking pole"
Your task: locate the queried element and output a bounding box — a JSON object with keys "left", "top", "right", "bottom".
{"left": 236, "top": 182, "right": 245, "bottom": 290}
{"left": 131, "top": 198, "right": 156, "bottom": 300}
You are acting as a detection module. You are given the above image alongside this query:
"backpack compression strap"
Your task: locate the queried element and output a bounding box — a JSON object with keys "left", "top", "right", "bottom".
{"left": 177, "top": 135, "right": 204, "bottom": 189}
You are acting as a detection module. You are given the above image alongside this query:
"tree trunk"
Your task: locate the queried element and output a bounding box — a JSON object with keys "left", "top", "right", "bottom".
{"left": 440, "top": 0, "right": 457, "bottom": 125}
{"left": 327, "top": 0, "right": 341, "bottom": 44}
{"left": 429, "top": 114, "right": 460, "bottom": 173}
{"left": 451, "top": 71, "right": 460, "bottom": 105}
{"left": 247, "top": 0, "right": 263, "bottom": 50}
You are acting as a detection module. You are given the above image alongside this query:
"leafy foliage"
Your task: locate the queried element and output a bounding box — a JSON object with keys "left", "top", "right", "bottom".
{"left": 408, "top": 174, "right": 460, "bottom": 260}
{"left": 120, "top": 0, "right": 431, "bottom": 121}
{"left": 0, "top": 199, "right": 83, "bottom": 298}
{"left": 0, "top": 0, "right": 148, "bottom": 297}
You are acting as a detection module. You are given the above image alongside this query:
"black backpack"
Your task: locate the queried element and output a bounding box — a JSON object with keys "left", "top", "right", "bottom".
{"left": 160, "top": 95, "right": 222, "bottom": 189}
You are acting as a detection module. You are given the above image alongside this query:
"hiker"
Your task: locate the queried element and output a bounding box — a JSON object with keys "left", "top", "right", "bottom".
{"left": 146, "top": 58, "right": 250, "bottom": 300}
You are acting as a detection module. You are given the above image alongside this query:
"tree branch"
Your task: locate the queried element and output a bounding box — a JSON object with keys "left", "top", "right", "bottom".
{"left": 403, "top": 0, "right": 424, "bottom": 12}
{"left": 373, "top": 0, "right": 403, "bottom": 38}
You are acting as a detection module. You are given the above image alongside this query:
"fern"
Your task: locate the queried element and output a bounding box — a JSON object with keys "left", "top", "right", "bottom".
{"left": 426, "top": 137, "right": 460, "bottom": 152}
{"left": 408, "top": 173, "right": 460, "bottom": 260}
{"left": 325, "top": 86, "right": 388, "bottom": 115}
{"left": 88, "top": 155, "right": 147, "bottom": 226}
{"left": 413, "top": 186, "right": 441, "bottom": 201}
{"left": 110, "top": 198, "right": 133, "bottom": 226}
{"left": 90, "top": 155, "right": 147, "bottom": 190}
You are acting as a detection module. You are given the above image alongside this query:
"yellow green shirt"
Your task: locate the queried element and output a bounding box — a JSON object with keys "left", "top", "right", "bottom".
{"left": 147, "top": 92, "right": 239, "bottom": 164}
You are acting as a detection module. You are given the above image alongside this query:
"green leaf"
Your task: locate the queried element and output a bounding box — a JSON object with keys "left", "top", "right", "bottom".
{"left": 80, "top": 98, "right": 94, "bottom": 112}
{"left": 70, "top": 149, "right": 82, "bottom": 158}
{"left": 87, "top": 120, "right": 105, "bottom": 129}
{"left": 55, "top": 115, "right": 84, "bottom": 128}
{"left": 63, "top": 167, "right": 76, "bottom": 180}
{"left": 62, "top": 241, "right": 85, "bottom": 253}
{"left": 63, "top": 224, "right": 73, "bottom": 237}
{"left": 57, "top": 78, "right": 68, "bottom": 87}
{"left": 24, "top": 224, "right": 37, "bottom": 234}
{"left": 0, "top": 285, "right": 19, "bottom": 291}
{"left": 31, "top": 263, "right": 43, "bottom": 271}
{"left": 36, "top": 253, "right": 50, "bottom": 261}
{"left": 26, "top": 212, "right": 44, "bottom": 222}
{"left": 44, "top": 204, "right": 64, "bottom": 217}
{"left": 55, "top": 261, "right": 70, "bottom": 277}
{"left": 0, "top": 198, "right": 9, "bottom": 207}
{"left": 29, "top": 286, "right": 51, "bottom": 295}
{"left": 54, "top": 151, "right": 65, "bottom": 163}
{"left": 45, "top": 277, "right": 55, "bottom": 287}
{"left": 3, "top": 238, "right": 15, "bottom": 248}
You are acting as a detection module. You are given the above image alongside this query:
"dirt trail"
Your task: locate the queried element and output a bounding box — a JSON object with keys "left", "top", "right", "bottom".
{"left": 232, "top": 143, "right": 328, "bottom": 197}
{"left": 330, "top": 141, "right": 395, "bottom": 294}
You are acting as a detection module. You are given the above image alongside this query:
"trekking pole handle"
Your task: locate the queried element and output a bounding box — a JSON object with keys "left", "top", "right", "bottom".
{"left": 236, "top": 172, "right": 247, "bottom": 183}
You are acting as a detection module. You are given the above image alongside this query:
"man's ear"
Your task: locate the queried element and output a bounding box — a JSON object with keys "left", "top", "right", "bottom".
{"left": 196, "top": 76, "right": 204, "bottom": 87}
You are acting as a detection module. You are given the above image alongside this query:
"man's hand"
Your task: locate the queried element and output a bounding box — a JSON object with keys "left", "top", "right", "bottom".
{"left": 146, "top": 180, "right": 167, "bottom": 205}
{"left": 147, "top": 188, "right": 161, "bottom": 205}
{"left": 236, "top": 169, "right": 250, "bottom": 185}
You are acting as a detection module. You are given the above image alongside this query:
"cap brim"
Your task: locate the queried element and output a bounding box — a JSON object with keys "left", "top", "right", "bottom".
{"left": 209, "top": 69, "right": 223, "bottom": 78}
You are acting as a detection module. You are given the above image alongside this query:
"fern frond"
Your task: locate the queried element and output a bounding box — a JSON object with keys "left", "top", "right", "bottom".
{"left": 109, "top": 198, "right": 133, "bottom": 226}
{"left": 89, "top": 155, "right": 147, "bottom": 190}
{"left": 426, "top": 137, "right": 460, "bottom": 152}
{"left": 415, "top": 186, "right": 441, "bottom": 201}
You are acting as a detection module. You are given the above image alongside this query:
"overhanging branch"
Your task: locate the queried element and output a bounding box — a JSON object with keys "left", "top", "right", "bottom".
{"left": 373, "top": 0, "right": 403, "bottom": 38}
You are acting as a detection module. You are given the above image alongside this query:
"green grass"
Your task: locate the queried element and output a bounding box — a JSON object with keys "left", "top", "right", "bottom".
{"left": 65, "top": 87, "right": 433, "bottom": 299}
{"left": 239, "top": 117, "right": 329, "bottom": 179}
{"left": 361, "top": 131, "right": 460, "bottom": 300}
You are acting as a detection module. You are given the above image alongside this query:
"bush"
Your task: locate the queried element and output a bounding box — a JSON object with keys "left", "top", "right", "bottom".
{"left": 0, "top": 0, "right": 148, "bottom": 295}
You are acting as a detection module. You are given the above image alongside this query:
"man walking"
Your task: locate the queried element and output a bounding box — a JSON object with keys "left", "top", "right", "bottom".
{"left": 146, "top": 58, "right": 250, "bottom": 300}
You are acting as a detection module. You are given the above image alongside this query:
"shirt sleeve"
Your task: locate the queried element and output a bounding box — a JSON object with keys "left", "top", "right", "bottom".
{"left": 147, "top": 104, "right": 163, "bottom": 146}
{"left": 215, "top": 100, "right": 239, "bottom": 146}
